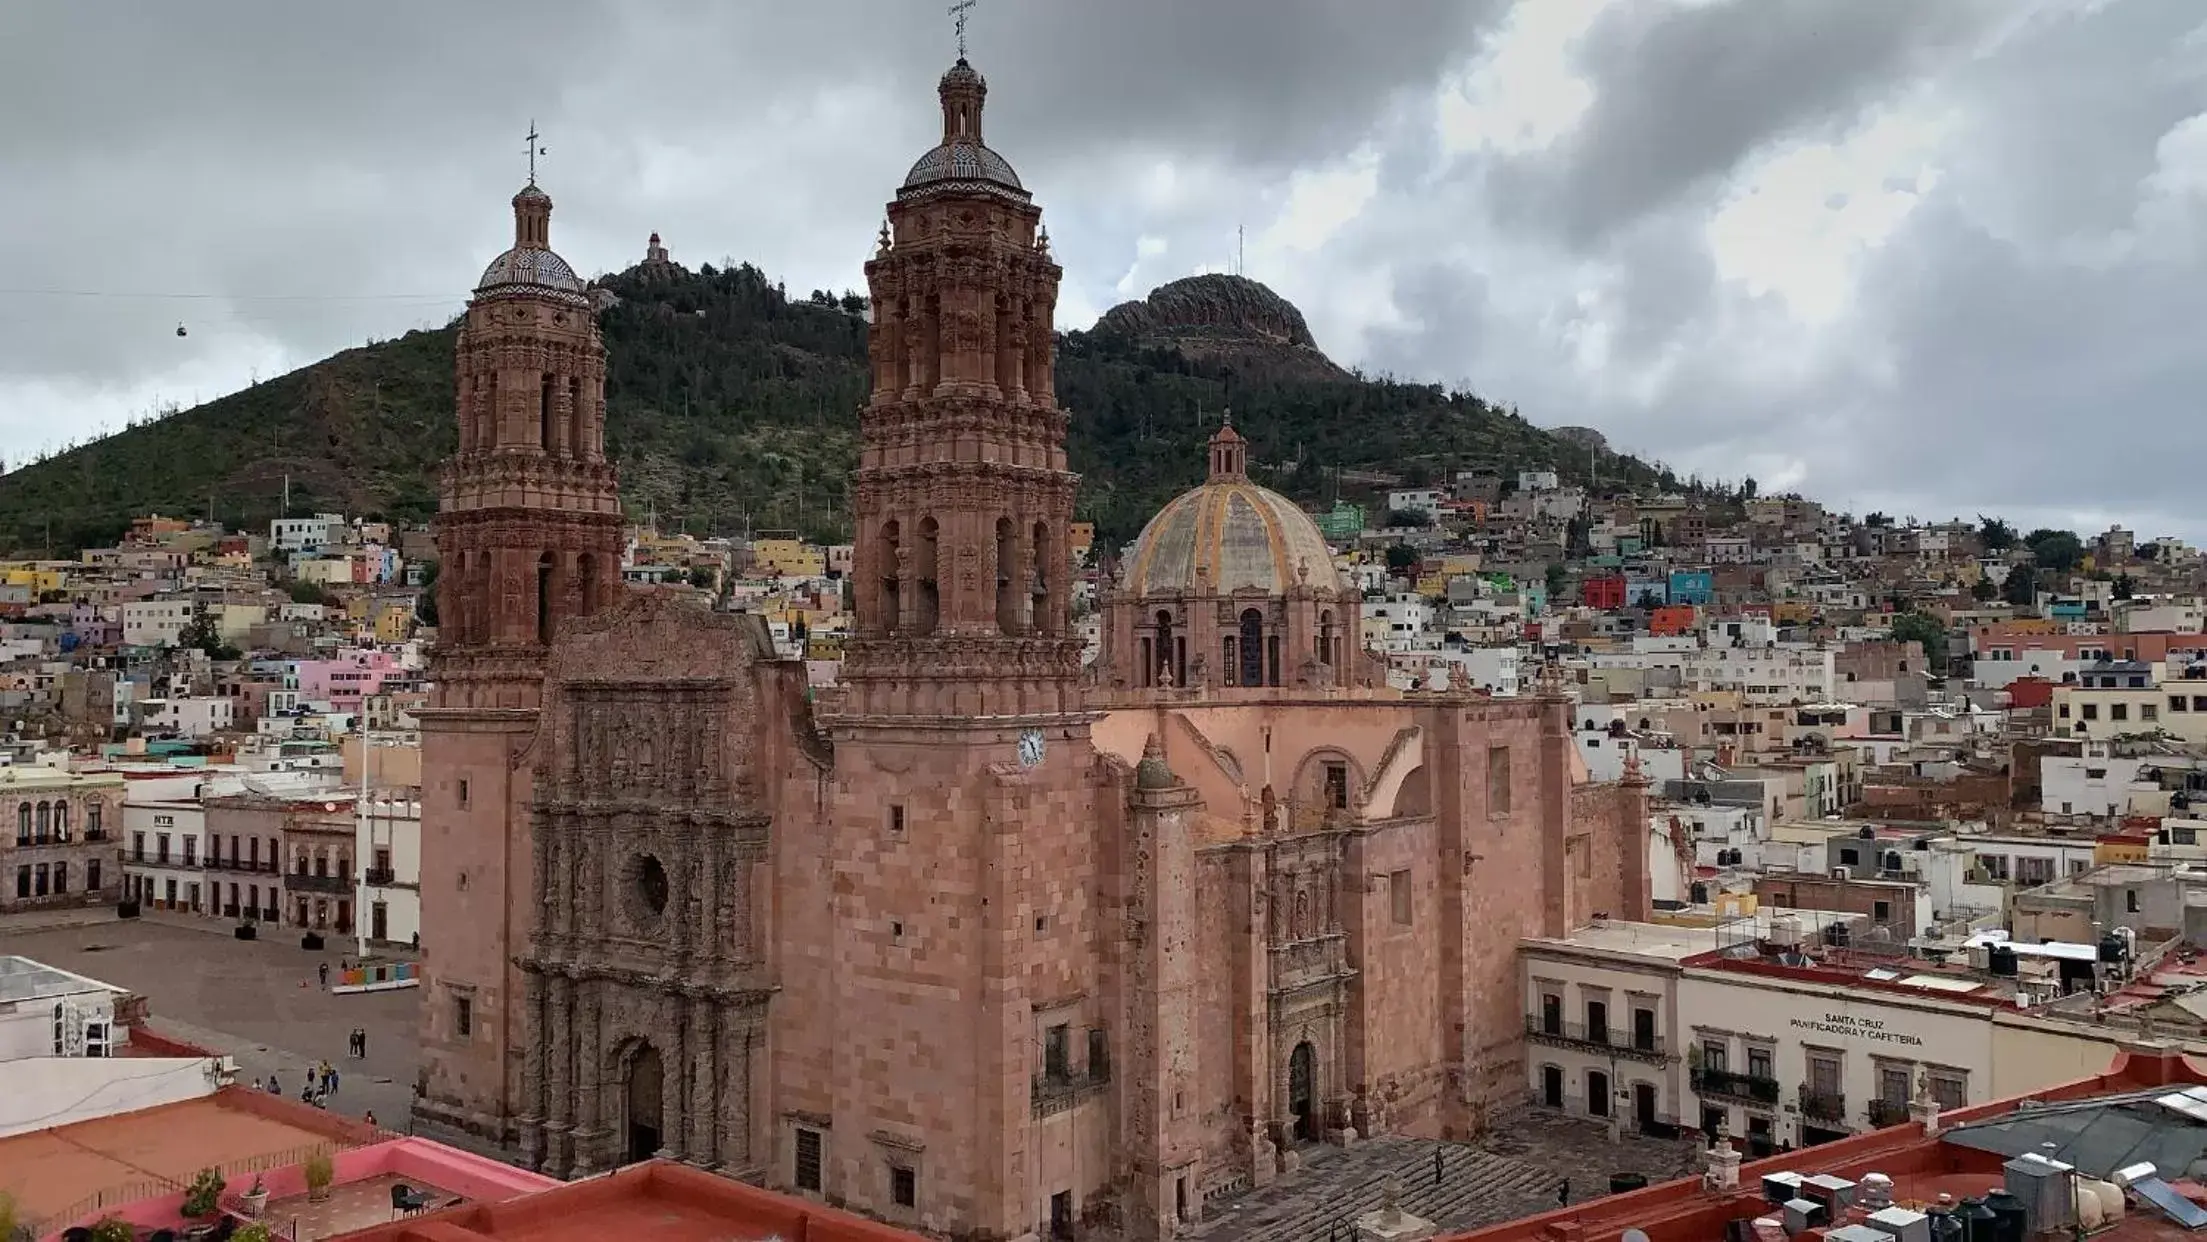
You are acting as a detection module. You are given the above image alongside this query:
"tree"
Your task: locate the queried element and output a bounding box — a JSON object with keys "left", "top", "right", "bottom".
{"left": 1545, "top": 562, "right": 1568, "bottom": 600}
{"left": 1970, "top": 579, "right": 1998, "bottom": 602}
{"left": 2002, "top": 567, "right": 2038, "bottom": 607}
{"left": 1864, "top": 512, "right": 1892, "bottom": 528}
{"left": 1741, "top": 476, "right": 1758, "bottom": 500}
{"left": 1384, "top": 544, "right": 1419, "bottom": 573}
{"left": 1888, "top": 611, "right": 1949, "bottom": 674}
{"left": 2024, "top": 528, "right": 2083, "bottom": 574}
{"left": 2114, "top": 573, "right": 2136, "bottom": 600}
{"left": 288, "top": 580, "right": 333, "bottom": 607}
{"left": 1977, "top": 515, "right": 2016, "bottom": 552}
{"left": 177, "top": 609, "right": 240, "bottom": 662}
{"left": 415, "top": 561, "right": 439, "bottom": 626}
{"left": 1384, "top": 508, "right": 1433, "bottom": 528}
{"left": 687, "top": 565, "right": 718, "bottom": 591}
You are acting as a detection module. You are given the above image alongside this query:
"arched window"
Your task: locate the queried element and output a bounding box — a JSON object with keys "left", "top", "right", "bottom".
{"left": 34, "top": 802, "right": 49, "bottom": 842}
{"left": 52, "top": 804, "right": 67, "bottom": 841}
{"left": 15, "top": 803, "right": 27, "bottom": 844}
{"left": 995, "top": 516, "right": 1019, "bottom": 635}
{"left": 1155, "top": 609, "right": 1181, "bottom": 686}
{"left": 1030, "top": 521, "right": 1051, "bottom": 634}
{"left": 567, "top": 376, "right": 586, "bottom": 459}
{"left": 536, "top": 552, "right": 557, "bottom": 645}
{"left": 916, "top": 518, "right": 941, "bottom": 635}
{"left": 879, "top": 520, "right": 902, "bottom": 635}
{"left": 577, "top": 551, "right": 600, "bottom": 617}
{"left": 1239, "top": 609, "right": 1265, "bottom": 689}
{"left": 1318, "top": 610, "right": 1337, "bottom": 668}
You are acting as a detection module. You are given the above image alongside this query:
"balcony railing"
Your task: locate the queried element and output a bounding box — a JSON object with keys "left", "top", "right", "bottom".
{"left": 1031, "top": 1062, "right": 1111, "bottom": 1118}
{"left": 364, "top": 866, "right": 397, "bottom": 887}
{"left": 1800, "top": 1087, "right": 1847, "bottom": 1124}
{"left": 1867, "top": 1098, "right": 1910, "bottom": 1127}
{"left": 1524, "top": 1015, "right": 1670, "bottom": 1063}
{"left": 286, "top": 872, "right": 353, "bottom": 895}
{"left": 1691, "top": 1066, "right": 1781, "bottom": 1105}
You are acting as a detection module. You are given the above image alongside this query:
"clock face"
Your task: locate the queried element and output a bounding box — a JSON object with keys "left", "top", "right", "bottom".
{"left": 1017, "top": 729, "right": 1045, "bottom": 768}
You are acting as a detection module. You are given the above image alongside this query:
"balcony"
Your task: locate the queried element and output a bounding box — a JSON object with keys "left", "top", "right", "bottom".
{"left": 364, "top": 866, "right": 398, "bottom": 887}
{"left": 1031, "top": 1062, "right": 1110, "bottom": 1118}
{"left": 287, "top": 872, "right": 354, "bottom": 895}
{"left": 1800, "top": 1087, "right": 1847, "bottom": 1124}
{"left": 1524, "top": 1015, "right": 1670, "bottom": 1065}
{"left": 1867, "top": 1098, "right": 1911, "bottom": 1127}
{"left": 1691, "top": 1066, "right": 1781, "bottom": 1105}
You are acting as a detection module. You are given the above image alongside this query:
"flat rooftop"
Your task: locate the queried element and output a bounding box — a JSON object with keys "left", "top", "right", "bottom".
{"left": 0, "top": 1085, "right": 368, "bottom": 1229}
{"left": 0, "top": 954, "right": 123, "bottom": 1004}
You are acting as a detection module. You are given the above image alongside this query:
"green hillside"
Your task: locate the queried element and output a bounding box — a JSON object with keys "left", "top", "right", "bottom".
{"left": 0, "top": 263, "right": 1666, "bottom": 556}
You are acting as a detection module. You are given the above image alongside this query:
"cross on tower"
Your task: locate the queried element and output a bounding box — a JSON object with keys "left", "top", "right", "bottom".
{"left": 948, "top": 0, "right": 975, "bottom": 58}
{"left": 524, "top": 120, "right": 547, "bottom": 185}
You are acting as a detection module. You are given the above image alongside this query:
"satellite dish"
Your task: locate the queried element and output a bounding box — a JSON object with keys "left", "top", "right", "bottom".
{"left": 175, "top": 322, "right": 188, "bottom": 337}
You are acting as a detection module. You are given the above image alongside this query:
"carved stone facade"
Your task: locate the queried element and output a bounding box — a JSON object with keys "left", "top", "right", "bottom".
{"left": 414, "top": 179, "right": 627, "bottom": 1146}
{"left": 416, "top": 53, "right": 1656, "bottom": 1242}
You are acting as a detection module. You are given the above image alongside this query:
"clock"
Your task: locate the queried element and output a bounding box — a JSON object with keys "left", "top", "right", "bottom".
{"left": 1017, "top": 729, "right": 1046, "bottom": 768}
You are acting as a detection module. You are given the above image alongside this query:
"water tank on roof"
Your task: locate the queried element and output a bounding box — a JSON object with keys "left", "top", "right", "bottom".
{"left": 1691, "top": 882, "right": 1710, "bottom": 904}
{"left": 1954, "top": 1199, "right": 1997, "bottom": 1242}
{"left": 1826, "top": 922, "right": 1852, "bottom": 947}
{"left": 1859, "top": 825, "right": 1877, "bottom": 839}
{"left": 1982, "top": 1191, "right": 2027, "bottom": 1242}
{"left": 2099, "top": 934, "right": 2127, "bottom": 963}
{"left": 1988, "top": 945, "right": 2018, "bottom": 976}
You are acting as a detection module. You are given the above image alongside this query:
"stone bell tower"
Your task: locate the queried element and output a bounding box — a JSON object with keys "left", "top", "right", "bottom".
{"left": 808, "top": 56, "right": 1105, "bottom": 1237}
{"left": 415, "top": 174, "right": 624, "bottom": 1147}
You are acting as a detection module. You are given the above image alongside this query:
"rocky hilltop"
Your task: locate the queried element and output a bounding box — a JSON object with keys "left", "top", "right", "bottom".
{"left": 1093, "top": 274, "right": 1346, "bottom": 379}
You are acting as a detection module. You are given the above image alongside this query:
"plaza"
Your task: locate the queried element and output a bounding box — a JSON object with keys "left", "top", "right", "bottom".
{"left": 5, "top": 913, "right": 420, "bottom": 1132}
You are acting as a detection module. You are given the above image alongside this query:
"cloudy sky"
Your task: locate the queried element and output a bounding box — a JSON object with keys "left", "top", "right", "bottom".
{"left": 2, "top": 1, "right": 2201, "bottom": 538}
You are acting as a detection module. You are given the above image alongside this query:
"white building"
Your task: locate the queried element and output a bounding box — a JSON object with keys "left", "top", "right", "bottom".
{"left": 1385, "top": 488, "right": 1445, "bottom": 519}
{"left": 2041, "top": 748, "right": 2152, "bottom": 820}
{"left": 121, "top": 599, "right": 194, "bottom": 648}
{"left": 1517, "top": 470, "right": 1560, "bottom": 493}
{"left": 270, "top": 513, "right": 345, "bottom": 554}
{"left": 1682, "top": 646, "right": 1838, "bottom": 704}
{"left": 122, "top": 777, "right": 213, "bottom": 915}
{"left": 356, "top": 791, "right": 421, "bottom": 949}
{"left": 0, "top": 956, "right": 126, "bottom": 1060}
{"left": 137, "top": 696, "right": 236, "bottom": 739}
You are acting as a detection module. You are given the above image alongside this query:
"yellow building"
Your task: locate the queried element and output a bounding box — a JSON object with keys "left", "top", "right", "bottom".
{"left": 1069, "top": 522, "right": 1095, "bottom": 562}
{"left": 751, "top": 535, "right": 825, "bottom": 579}
{"left": 0, "top": 564, "right": 66, "bottom": 596}
{"left": 372, "top": 599, "right": 417, "bottom": 642}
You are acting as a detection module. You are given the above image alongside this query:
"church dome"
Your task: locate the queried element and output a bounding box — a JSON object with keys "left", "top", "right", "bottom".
{"left": 476, "top": 247, "right": 586, "bottom": 298}
{"left": 1123, "top": 422, "right": 1342, "bottom": 596}
{"left": 898, "top": 57, "right": 1028, "bottom": 201}
{"left": 902, "top": 140, "right": 1024, "bottom": 193}
{"left": 475, "top": 181, "right": 589, "bottom": 304}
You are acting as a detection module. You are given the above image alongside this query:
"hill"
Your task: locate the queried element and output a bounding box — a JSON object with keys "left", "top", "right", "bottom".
{"left": 0, "top": 266, "right": 1668, "bottom": 555}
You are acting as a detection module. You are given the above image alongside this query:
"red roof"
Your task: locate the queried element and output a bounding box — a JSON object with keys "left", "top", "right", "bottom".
{"left": 325, "top": 1159, "right": 925, "bottom": 1242}
{"left": 1441, "top": 1047, "right": 2207, "bottom": 1242}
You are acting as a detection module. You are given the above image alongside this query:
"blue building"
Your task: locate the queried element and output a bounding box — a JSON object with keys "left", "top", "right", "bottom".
{"left": 1668, "top": 569, "right": 1714, "bottom": 606}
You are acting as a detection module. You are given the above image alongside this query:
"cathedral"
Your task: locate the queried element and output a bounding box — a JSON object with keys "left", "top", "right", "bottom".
{"left": 413, "top": 52, "right": 1651, "bottom": 1242}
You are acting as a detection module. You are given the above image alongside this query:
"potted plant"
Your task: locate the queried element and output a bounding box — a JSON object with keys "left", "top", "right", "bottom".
{"left": 0, "top": 1190, "right": 17, "bottom": 1242}
{"left": 233, "top": 1224, "right": 277, "bottom": 1242}
{"left": 117, "top": 898, "right": 140, "bottom": 918}
{"left": 182, "top": 1165, "right": 226, "bottom": 1220}
{"left": 235, "top": 921, "right": 257, "bottom": 940}
{"left": 304, "top": 1148, "right": 335, "bottom": 1203}
{"left": 88, "top": 1217, "right": 135, "bottom": 1242}
{"left": 241, "top": 1172, "right": 269, "bottom": 1217}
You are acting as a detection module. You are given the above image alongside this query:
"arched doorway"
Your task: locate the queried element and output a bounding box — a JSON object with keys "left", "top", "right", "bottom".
{"left": 1288, "top": 1041, "right": 1317, "bottom": 1143}
{"left": 625, "top": 1042, "right": 664, "bottom": 1164}
{"left": 1542, "top": 1064, "right": 1564, "bottom": 1109}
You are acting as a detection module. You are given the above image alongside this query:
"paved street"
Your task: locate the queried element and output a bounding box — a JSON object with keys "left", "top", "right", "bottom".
{"left": 1189, "top": 1106, "right": 1705, "bottom": 1241}
{"left": 5, "top": 912, "right": 421, "bottom": 1133}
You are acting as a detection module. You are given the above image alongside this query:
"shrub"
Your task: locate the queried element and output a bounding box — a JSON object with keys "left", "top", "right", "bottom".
{"left": 183, "top": 1165, "right": 226, "bottom": 1217}
{"left": 303, "top": 1149, "right": 335, "bottom": 1192}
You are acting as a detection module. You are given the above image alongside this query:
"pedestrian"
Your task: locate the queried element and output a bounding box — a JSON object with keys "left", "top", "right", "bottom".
{"left": 359, "top": 1028, "right": 369, "bottom": 1058}
{"left": 1435, "top": 1147, "right": 1445, "bottom": 1185}
{"left": 266, "top": 1074, "right": 279, "bottom": 1094}
{"left": 329, "top": 1066, "right": 341, "bottom": 1094}
{"left": 365, "top": 1109, "right": 378, "bottom": 1129}
{"left": 318, "top": 961, "right": 329, "bottom": 987}
{"left": 1559, "top": 1179, "right": 1571, "bottom": 1207}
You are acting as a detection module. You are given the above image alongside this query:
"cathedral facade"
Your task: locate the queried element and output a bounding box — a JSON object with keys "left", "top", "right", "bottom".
{"left": 414, "top": 56, "right": 1650, "bottom": 1242}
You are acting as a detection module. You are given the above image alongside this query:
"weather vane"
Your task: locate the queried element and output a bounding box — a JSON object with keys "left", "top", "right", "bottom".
{"left": 525, "top": 120, "right": 547, "bottom": 186}
{"left": 949, "top": 0, "right": 975, "bottom": 58}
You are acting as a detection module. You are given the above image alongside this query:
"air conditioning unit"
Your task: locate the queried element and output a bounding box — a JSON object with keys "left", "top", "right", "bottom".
{"left": 1833, "top": 867, "right": 1852, "bottom": 879}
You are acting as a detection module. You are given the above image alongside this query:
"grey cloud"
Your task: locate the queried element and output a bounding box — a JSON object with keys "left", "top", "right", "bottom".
{"left": 1491, "top": 0, "right": 2007, "bottom": 244}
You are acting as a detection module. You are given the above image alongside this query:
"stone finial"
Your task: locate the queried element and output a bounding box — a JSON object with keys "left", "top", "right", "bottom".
{"left": 1621, "top": 749, "right": 1646, "bottom": 783}
{"left": 1136, "top": 733, "right": 1175, "bottom": 790}
{"left": 876, "top": 219, "right": 893, "bottom": 254}
{"left": 1037, "top": 223, "right": 1051, "bottom": 254}
{"left": 1297, "top": 557, "right": 1311, "bottom": 585}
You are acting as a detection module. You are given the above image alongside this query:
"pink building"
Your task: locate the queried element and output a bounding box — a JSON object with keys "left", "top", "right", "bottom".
{"left": 294, "top": 649, "right": 403, "bottom": 713}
